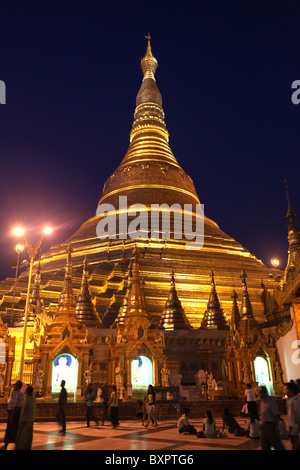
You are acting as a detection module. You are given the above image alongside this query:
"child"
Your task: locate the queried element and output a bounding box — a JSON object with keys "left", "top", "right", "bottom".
{"left": 246, "top": 412, "right": 259, "bottom": 439}
{"left": 135, "top": 400, "right": 144, "bottom": 425}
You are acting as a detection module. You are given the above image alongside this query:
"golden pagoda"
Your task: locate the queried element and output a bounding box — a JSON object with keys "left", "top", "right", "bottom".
{"left": 0, "top": 36, "right": 295, "bottom": 398}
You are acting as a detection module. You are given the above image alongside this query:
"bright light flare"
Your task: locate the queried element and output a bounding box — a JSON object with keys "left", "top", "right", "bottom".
{"left": 15, "top": 243, "right": 25, "bottom": 253}
{"left": 271, "top": 258, "right": 280, "bottom": 268}
{"left": 13, "top": 226, "right": 25, "bottom": 237}
{"left": 43, "top": 226, "right": 53, "bottom": 235}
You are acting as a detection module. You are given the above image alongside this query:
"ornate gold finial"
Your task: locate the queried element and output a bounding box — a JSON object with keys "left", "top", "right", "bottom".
{"left": 141, "top": 33, "right": 158, "bottom": 81}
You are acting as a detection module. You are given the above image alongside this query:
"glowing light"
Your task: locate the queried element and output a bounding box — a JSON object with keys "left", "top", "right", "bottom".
{"left": 15, "top": 243, "right": 24, "bottom": 253}
{"left": 43, "top": 226, "right": 53, "bottom": 235}
{"left": 271, "top": 258, "right": 280, "bottom": 268}
{"left": 13, "top": 226, "right": 25, "bottom": 237}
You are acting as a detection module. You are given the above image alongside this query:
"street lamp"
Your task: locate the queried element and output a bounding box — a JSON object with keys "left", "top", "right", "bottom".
{"left": 13, "top": 226, "right": 52, "bottom": 381}
{"left": 13, "top": 227, "right": 25, "bottom": 237}
{"left": 10, "top": 243, "right": 25, "bottom": 324}
{"left": 271, "top": 258, "right": 280, "bottom": 268}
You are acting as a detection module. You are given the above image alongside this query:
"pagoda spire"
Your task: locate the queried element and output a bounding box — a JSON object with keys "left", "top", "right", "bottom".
{"left": 240, "top": 268, "right": 254, "bottom": 319}
{"left": 98, "top": 35, "right": 200, "bottom": 211}
{"left": 129, "top": 34, "right": 170, "bottom": 145}
{"left": 57, "top": 244, "right": 76, "bottom": 315}
{"left": 159, "top": 269, "right": 191, "bottom": 330}
{"left": 75, "top": 256, "right": 103, "bottom": 327}
{"left": 122, "top": 245, "right": 151, "bottom": 329}
{"left": 141, "top": 33, "right": 158, "bottom": 81}
{"left": 230, "top": 289, "right": 240, "bottom": 332}
{"left": 284, "top": 181, "right": 300, "bottom": 280}
{"left": 200, "top": 271, "right": 229, "bottom": 330}
{"left": 114, "top": 259, "right": 133, "bottom": 327}
{"left": 238, "top": 268, "right": 257, "bottom": 344}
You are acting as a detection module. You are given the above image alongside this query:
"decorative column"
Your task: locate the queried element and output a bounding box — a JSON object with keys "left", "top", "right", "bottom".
{"left": 154, "top": 358, "right": 159, "bottom": 386}
{"left": 292, "top": 302, "right": 300, "bottom": 340}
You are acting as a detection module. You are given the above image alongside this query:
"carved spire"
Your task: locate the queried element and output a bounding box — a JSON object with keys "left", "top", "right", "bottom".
{"left": 122, "top": 245, "right": 151, "bottom": 329}
{"left": 230, "top": 289, "right": 240, "bottom": 331}
{"left": 240, "top": 268, "right": 254, "bottom": 319}
{"left": 114, "top": 259, "right": 133, "bottom": 327}
{"left": 57, "top": 244, "right": 76, "bottom": 315}
{"left": 284, "top": 181, "right": 300, "bottom": 280}
{"left": 159, "top": 269, "right": 191, "bottom": 330}
{"left": 75, "top": 256, "right": 103, "bottom": 327}
{"left": 238, "top": 268, "right": 257, "bottom": 344}
{"left": 200, "top": 271, "right": 229, "bottom": 330}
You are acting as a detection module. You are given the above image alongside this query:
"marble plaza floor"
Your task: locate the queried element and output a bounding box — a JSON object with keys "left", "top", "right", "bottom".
{"left": 0, "top": 415, "right": 293, "bottom": 451}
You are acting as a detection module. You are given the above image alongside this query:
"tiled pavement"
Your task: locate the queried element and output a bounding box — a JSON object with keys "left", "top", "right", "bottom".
{"left": 0, "top": 416, "right": 293, "bottom": 451}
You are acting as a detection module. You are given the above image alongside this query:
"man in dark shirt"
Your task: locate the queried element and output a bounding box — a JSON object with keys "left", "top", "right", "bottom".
{"left": 56, "top": 380, "right": 67, "bottom": 433}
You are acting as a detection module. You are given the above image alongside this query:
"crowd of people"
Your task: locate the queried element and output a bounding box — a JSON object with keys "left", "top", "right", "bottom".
{"left": 0, "top": 381, "right": 36, "bottom": 450}
{"left": 176, "top": 380, "right": 300, "bottom": 450}
{"left": 1, "top": 379, "right": 299, "bottom": 450}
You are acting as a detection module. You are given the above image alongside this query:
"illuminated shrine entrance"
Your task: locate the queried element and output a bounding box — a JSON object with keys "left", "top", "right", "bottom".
{"left": 51, "top": 353, "right": 78, "bottom": 397}
{"left": 254, "top": 356, "right": 271, "bottom": 395}
{"left": 131, "top": 356, "right": 153, "bottom": 390}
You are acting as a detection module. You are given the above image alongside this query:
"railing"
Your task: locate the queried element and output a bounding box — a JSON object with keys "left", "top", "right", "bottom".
{"left": 10, "top": 360, "right": 34, "bottom": 386}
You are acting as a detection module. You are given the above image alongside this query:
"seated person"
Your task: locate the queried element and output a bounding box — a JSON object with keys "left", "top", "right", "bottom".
{"left": 222, "top": 407, "right": 244, "bottom": 434}
{"left": 203, "top": 410, "right": 220, "bottom": 437}
{"left": 177, "top": 408, "right": 197, "bottom": 435}
{"left": 246, "top": 412, "right": 260, "bottom": 439}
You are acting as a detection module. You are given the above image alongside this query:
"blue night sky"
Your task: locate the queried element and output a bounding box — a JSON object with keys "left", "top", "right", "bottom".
{"left": 0, "top": 0, "right": 299, "bottom": 279}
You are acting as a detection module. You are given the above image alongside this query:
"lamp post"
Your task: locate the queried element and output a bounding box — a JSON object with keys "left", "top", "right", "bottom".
{"left": 13, "top": 226, "right": 52, "bottom": 381}
{"left": 10, "top": 243, "right": 25, "bottom": 325}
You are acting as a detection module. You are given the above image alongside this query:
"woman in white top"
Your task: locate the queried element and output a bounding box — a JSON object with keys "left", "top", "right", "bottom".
{"left": 244, "top": 384, "right": 259, "bottom": 419}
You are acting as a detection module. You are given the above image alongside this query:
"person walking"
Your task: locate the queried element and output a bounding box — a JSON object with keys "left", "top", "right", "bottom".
{"left": 15, "top": 385, "right": 36, "bottom": 450}
{"left": 144, "top": 385, "right": 157, "bottom": 427}
{"left": 285, "top": 381, "right": 300, "bottom": 450}
{"left": 259, "top": 386, "right": 285, "bottom": 450}
{"left": 56, "top": 380, "right": 67, "bottom": 434}
{"left": 1, "top": 380, "right": 24, "bottom": 450}
{"left": 109, "top": 385, "right": 119, "bottom": 429}
{"left": 85, "top": 383, "right": 99, "bottom": 427}
{"left": 244, "top": 383, "right": 259, "bottom": 419}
